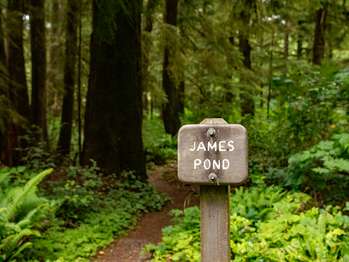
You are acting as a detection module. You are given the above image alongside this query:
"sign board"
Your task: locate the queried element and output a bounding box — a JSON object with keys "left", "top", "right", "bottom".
{"left": 178, "top": 121, "right": 248, "bottom": 185}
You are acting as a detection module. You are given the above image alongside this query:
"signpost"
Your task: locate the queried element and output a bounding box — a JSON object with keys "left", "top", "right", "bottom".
{"left": 178, "top": 118, "right": 248, "bottom": 262}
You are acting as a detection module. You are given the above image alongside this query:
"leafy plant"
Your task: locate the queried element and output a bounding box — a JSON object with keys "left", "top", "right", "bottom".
{"left": 146, "top": 182, "right": 349, "bottom": 261}
{"left": 143, "top": 118, "right": 177, "bottom": 164}
{"left": 0, "top": 168, "right": 54, "bottom": 261}
{"left": 46, "top": 162, "right": 103, "bottom": 224}
{"left": 269, "top": 133, "right": 349, "bottom": 204}
{"left": 28, "top": 172, "right": 168, "bottom": 261}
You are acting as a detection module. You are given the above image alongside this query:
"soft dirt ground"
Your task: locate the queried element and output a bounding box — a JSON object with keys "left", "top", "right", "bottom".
{"left": 92, "top": 161, "right": 199, "bottom": 262}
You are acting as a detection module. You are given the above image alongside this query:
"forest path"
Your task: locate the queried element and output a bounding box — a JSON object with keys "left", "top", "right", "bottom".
{"left": 93, "top": 161, "right": 199, "bottom": 262}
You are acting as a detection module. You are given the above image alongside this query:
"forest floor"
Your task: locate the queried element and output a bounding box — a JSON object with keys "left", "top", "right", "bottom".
{"left": 93, "top": 161, "right": 199, "bottom": 262}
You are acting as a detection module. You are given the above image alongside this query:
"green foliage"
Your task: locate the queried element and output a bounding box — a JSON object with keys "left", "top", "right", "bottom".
{"left": 0, "top": 168, "right": 55, "bottom": 261}
{"left": 29, "top": 174, "right": 168, "bottom": 261}
{"left": 144, "top": 208, "right": 201, "bottom": 262}
{"left": 45, "top": 162, "right": 104, "bottom": 224}
{"left": 19, "top": 127, "right": 58, "bottom": 170}
{"left": 147, "top": 182, "right": 349, "bottom": 261}
{"left": 248, "top": 64, "right": 349, "bottom": 171}
{"left": 269, "top": 133, "right": 349, "bottom": 204}
{"left": 143, "top": 118, "right": 177, "bottom": 164}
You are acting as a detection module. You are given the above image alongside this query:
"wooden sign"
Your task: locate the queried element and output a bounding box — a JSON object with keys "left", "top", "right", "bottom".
{"left": 177, "top": 118, "right": 248, "bottom": 262}
{"left": 178, "top": 119, "right": 248, "bottom": 184}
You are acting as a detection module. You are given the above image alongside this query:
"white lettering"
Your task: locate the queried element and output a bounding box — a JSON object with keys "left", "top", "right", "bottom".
{"left": 188, "top": 140, "right": 236, "bottom": 152}
{"left": 222, "top": 159, "right": 230, "bottom": 169}
{"left": 212, "top": 159, "right": 221, "bottom": 169}
{"left": 189, "top": 142, "right": 196, "bottom": 151}
{"left": 197, "top": 142, "right": 206, "bottom": 151}
{"left": 207, "top": 141, "right": 217, "bottom": 151}
{"left": 203, "top": 159, "right": 211, "bottom": 169}
{"left": 227, "top": 140, "right": 235, "bottom": 151}
{"left": 194, "top": 159, "right": 201, "bottom": 169}
{"left": 219, "top": 141, "right": 226, "bottom": 151}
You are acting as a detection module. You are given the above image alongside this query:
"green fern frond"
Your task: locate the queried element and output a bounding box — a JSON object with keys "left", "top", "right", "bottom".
{"left": 16, "top": 207, "right": 41, "bottom": 229}
{"left": 6, "top": 168, "right": 53, "bottom": 221}
{"left": 8, "top": 241, "right": 33, "bottom": 260}
{"left": 0, "top": 228, "right": 40, "bottom": 256}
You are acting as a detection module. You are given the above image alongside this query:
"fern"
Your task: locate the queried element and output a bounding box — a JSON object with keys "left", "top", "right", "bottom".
{"left": 3, "top": 168, "right": 53, "bottom": 221}
{"left": 0, "top": 168, "right": 54, "bottom": 261}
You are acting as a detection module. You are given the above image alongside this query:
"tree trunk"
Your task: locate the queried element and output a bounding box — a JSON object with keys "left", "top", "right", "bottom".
{"left": 238, "top": 0, "right": 255, "bottom": 117}
{"left": 143, "top": 0, "right": 157, "bottom": 117}
{"left": 0, "top": 6, "right": 9, "bottom": 164}
{"left": 178, "top": 80, "right": 185, "bottom": 115}
{"left": 238, "top": 34, "right": 255, "bottom": 116}
{"left": 57, "top": 0, "right": 79, "bottom": 155}
{"left": 283, "top": 21, "right": 289, "bottom": 74}
{"left": 82, "top": 0, "right": 146, "bottom": 179}
{"left": 297, "top": 36, "right": 303, "bottom": 60}
{"left": 312, "top": 5, "right": 328, "bottom": 65}
{"left": 47, "top": 0, "right": 64, "bottom": 116}
{"left": 7, "top": 0, "right": 30, "bottom": 163}
{"left": 30, "top": 0, "right": 48, "bottom": 142}
{"left": 8, "top": 0, "right": 30, "bottom": 121}
{"left": 162, "top": 0, "right": 181, "bottom": 136}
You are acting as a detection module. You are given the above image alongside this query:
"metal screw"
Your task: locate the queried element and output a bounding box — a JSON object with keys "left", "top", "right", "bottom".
{"left": 207, "top": 128, "right": 216, "bottom": 137}
{"left": 208, "top": 172, "right": 217, "bottom": 183}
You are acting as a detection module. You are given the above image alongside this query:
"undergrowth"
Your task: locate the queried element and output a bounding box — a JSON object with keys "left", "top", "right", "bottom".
{"left": 26, "top": 170, "right": 168, "bottom": 261}
{"left": 0, "top": 165, "right": 167, "bottom": 261}
{"left": 145, "top": 180, "right": 349, "bottom": 261}
{"left": 143, "top": 118, "right": 177, "bottom": 164}
{"left": 269, "top": 132, "right": 349, "bottom": 205}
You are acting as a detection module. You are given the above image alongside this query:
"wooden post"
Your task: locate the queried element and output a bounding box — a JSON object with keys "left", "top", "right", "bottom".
{"left": 200, "top": 118, "right": 230, "bottom": 262}
{"left": 200, "top": 185, "right": 230, "bottom": 262}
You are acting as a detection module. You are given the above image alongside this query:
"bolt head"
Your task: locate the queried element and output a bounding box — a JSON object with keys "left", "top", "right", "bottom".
{"left": 207, "top": 128, "right": 216, "bottom": 137}
{"left": 208, "top": 173, "right": 217, "bottom": 182}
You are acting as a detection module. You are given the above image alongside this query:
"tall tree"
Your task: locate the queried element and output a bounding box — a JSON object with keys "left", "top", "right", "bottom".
{"left": 312, "top": 4, "right": 328, "bottom": 65}
{"left": 8, "top": 0, "right": 30, "bottom": 121}
{"left": 82, "top": 0, "right": 146, "bottom": 178}
{"left": 0, "top": 6, "right": 9, "bottom": 164}
{"left": 7, "top": 0, "right": 30, "bottom": 163}
{"left": 162, "top": 0, "right": 181, "bottom": 136}
{"left": 57, "top": 0, "right": 79, "bottom": 155}
{"left": 47, "top": 0, "right": 64, "bottom": 116}
{"left": 238, "top": 0, "right": 255, "bottom": 116}
{"left": 143, "top": 0, "right": 158, "bottom": 118}
{"left": 30, "top": 0, "right": 48, "bottom": 141}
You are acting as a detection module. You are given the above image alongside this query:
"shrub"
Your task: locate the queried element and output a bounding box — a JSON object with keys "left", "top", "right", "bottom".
{"left": 46, "top": 162, "right": 104, "bottom": 224}
{"left": 269, "top": 133, "right": 349, "bottom": 204}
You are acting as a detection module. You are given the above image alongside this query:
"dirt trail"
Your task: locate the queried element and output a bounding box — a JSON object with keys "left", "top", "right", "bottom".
{"left": 93, "top": 161, "right": 199, "bottom": 262}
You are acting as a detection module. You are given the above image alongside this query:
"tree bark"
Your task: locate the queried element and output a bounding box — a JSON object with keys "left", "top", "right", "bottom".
{"left": 7, "top": 0, "right": 30, "bottom": 163}
{"left": 143, "top": 0, "right": 157, "bottom": 118}
{"left": 238, "top": 0, "right": 254, "bottom": 116}
{"left": 238, "top": 34, "right": 255, "bottom": 116}
{"left": 283, "top": 21, "right": 289, "bottom": 73}
{"left": 297, "top": 36, "right": 303, "bottom": 60}
{"left": 0, "top": 6, "right": 10, "bottom": 164}
{"left": 8, "top": 0, "right": 30, "bottom": 122}
{"left": 178, "top": 80, "right": 185, "bottom": 115}
{"left": 82, "top": 0, "right": 146, "bottom": 179}
{"left": 162, "top": 0, "right": 181, "bottom": 136}
{"left": 57, "top": 0, "right": 79, "bottom": 155}
{"left": 312, "top": 5, "right": 328, "bottom": 65}
{"left": 30, "top": 0, "right": 48, "bottom": 142}
{"left": 47, "top": 0, "right": 64, "bottom": 116}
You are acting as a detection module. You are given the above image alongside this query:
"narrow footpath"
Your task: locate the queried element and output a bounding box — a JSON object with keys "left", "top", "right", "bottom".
{"left": 93, "top": 161, "right": 199, "bottom": 262}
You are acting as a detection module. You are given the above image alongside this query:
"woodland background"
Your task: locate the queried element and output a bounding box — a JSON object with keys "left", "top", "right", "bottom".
{"left": 0, "top": 0, "right": 349, "bottom": 261}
